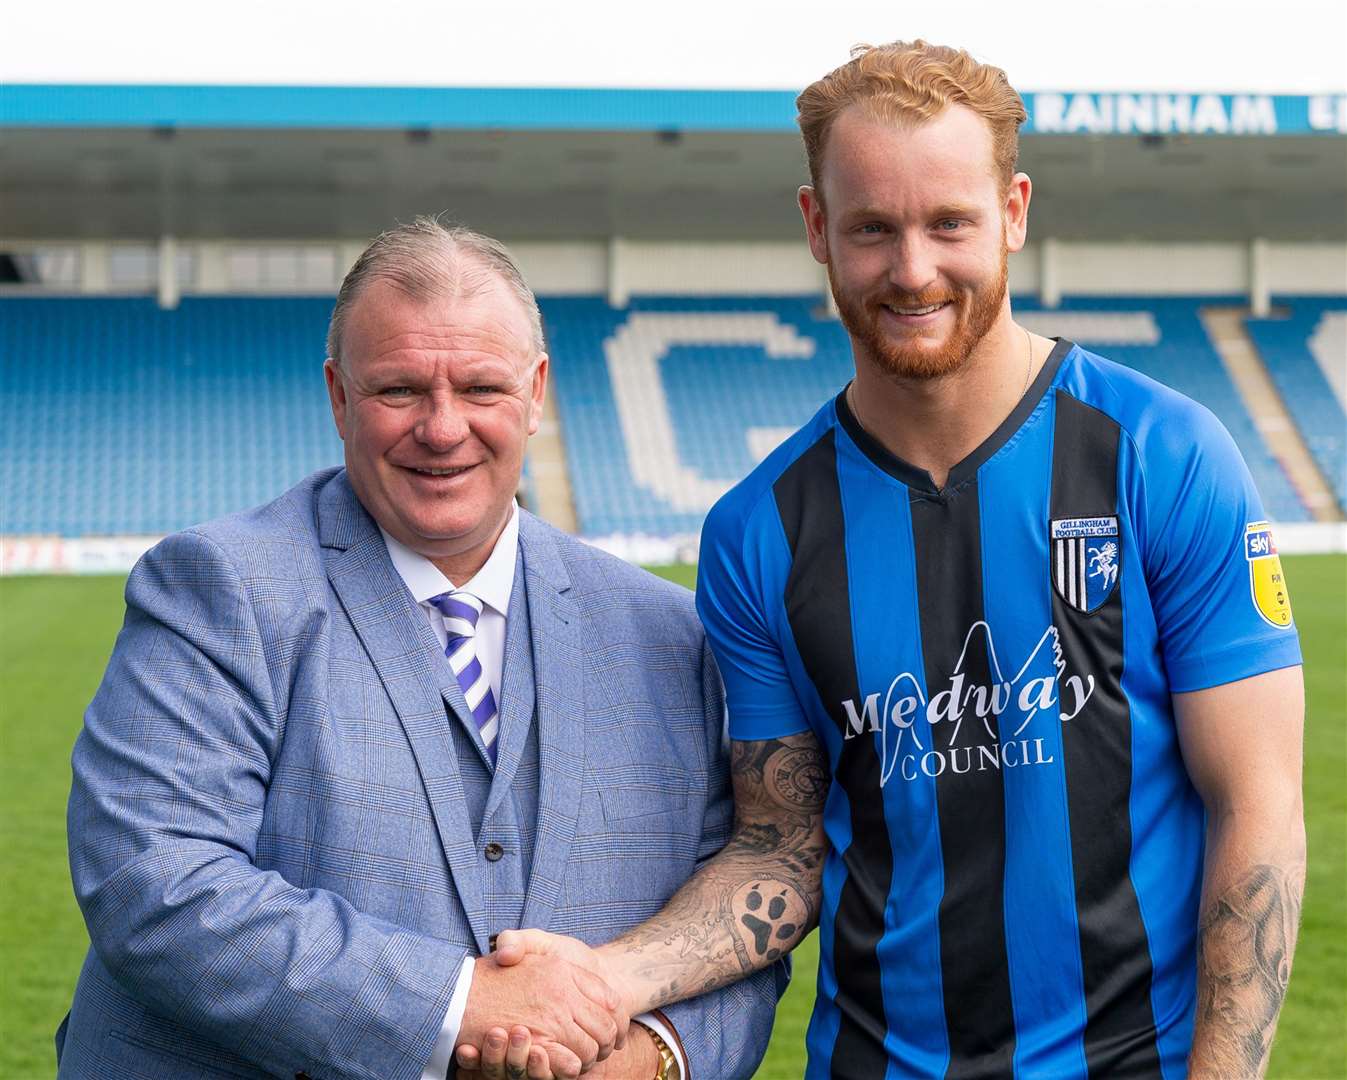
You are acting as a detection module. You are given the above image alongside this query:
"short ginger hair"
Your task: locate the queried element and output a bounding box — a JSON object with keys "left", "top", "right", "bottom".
{"left": 797, "top": 40, "right": 1027, "bottom": 194}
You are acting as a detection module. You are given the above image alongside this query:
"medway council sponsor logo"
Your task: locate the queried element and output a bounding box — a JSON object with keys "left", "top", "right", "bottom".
{"left": 840, "top": 621, "right": 1096, "bottom": 787}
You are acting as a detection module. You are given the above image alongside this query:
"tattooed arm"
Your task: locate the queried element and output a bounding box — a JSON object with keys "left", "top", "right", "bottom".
{"left": 596, "top": 731, "right": 829, "bottom": 1009}
{"left": 1176, "top": 666, "right": 1306, "bottom": 1079}
{"left": 492, "top": 731, "right": 829, "bottom": 1019}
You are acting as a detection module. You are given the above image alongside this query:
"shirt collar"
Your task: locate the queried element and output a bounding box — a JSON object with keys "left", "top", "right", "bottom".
{"left": 379, "top": 502, "right": 519, "bottom": 617}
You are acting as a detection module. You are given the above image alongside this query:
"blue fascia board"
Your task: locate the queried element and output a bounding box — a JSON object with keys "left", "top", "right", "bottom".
{"left": 2, "top": 84, "right": 1344, "bottom": 135}
{"left": 0, "top": 84, "right": 801, "bottom": 131}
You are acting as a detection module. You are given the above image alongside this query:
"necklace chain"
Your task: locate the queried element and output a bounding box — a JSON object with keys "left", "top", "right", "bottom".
{"left": 1022, "top": 325, "right": 1035, "bottom": 395}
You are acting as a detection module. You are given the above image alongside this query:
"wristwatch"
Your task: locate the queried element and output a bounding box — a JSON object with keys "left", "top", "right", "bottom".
{"left": 634, "top": 1020, "right": 682, "bottom": 1080}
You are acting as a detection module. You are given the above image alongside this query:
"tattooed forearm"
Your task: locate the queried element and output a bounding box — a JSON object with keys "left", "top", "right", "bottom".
{"left": 596, "top": 733, "right": 829, "bottom": 1012}
{"left": 1190, "top": 862, "right": 1305, "bottom": 1078}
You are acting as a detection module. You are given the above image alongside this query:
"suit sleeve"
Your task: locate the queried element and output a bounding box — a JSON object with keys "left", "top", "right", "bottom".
{"left": 67, "top": 529, "right": 467, "bottom": 1080}
{"left": 648, "top": 635, "right": 790, "bottom": 1079}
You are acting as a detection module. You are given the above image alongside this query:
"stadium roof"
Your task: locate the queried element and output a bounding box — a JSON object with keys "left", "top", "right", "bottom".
{"left": 4, "top": 0, "right": 1342, "bottom": 245}
{"left": 3, "top": 121, "right": 1343, "bottom": 243}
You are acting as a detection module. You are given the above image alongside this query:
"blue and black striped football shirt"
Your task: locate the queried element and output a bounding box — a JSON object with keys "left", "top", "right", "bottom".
{"left": 696, "top": 339, "right": 1302, "bottom": 1079}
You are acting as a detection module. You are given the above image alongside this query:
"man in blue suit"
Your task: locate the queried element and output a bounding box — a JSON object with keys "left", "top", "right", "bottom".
{"left": 58, "top": 218, "right": 783, "bottom": 1080}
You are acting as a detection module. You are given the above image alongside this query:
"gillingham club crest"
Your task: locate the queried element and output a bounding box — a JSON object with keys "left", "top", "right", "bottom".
{"left": 1244, "top": 521, "right": 1294, "bottom": 627}
{"left": 1051, "top": 516, "right": 1120, "bottom": 613}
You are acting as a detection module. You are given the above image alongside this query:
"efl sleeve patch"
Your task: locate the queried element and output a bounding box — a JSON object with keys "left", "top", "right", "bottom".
{"left": 1244, "top": 522, "right": 1294, "bottom": 628}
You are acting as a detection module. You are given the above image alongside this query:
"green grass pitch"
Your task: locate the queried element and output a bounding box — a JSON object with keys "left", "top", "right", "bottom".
{"left": 1, "top": 556, "right": 1341, "bottom": 1079}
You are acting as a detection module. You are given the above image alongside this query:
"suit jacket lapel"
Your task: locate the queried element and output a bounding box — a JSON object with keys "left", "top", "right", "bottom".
{"left": 516, "top": 512, "right": 586, "bottom": 931}
{"left": 318, "top": 473, "right": 491, "bottom": 953}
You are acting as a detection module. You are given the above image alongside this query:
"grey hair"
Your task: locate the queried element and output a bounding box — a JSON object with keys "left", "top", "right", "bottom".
{"left": 327, "top": 215, "right": 545, "bottom": 366}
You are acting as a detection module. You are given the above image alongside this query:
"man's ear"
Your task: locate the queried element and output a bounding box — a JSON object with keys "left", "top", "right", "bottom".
{"left": 526, "top": 353, "right": 549, "bottom": 437}
{"left": 799, "top": 186, "right": 829, "bottom": 265}
{"left": 324, "top": 358, "right": 348, "bottom": 441}
{"left": 1004, "top": 172, "right": 1032, "bottom": 254}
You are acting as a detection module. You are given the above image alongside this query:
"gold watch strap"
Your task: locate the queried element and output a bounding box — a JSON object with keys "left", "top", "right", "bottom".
{"left": 634, "top": 1019, "right": 681, "bottom": 1080}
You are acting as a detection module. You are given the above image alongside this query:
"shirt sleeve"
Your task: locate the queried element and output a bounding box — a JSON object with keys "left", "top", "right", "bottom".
{"left": 420, "top": 955, "right": 476, "bottom": 1080}
{"left": 635, "top": 1011, "right": 687, "bottom": 1078}
{"left": 696, "top": 496, "right": 811, "bottom": 741}
{"left": 1137, "top": 401, "right": 1303, "bottom": 692}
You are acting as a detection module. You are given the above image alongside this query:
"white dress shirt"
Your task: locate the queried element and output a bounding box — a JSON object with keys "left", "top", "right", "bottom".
{"left": 380, "top": 507, "right": 685, "bottom": 1079}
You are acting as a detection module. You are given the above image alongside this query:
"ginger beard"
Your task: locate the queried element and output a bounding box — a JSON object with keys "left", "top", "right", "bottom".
{"left": 829, "top": 238, "right": 1009, "bottom": 382}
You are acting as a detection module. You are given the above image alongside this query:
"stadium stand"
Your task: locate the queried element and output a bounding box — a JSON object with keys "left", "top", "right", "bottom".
{"left": 1, "top": 294, "right": 1322, "bottom": 538}
{"left": 1, "top": 297, "right": 341, "bottom": 535}
{"left": 1245, "top": 299, "right": 1347, "bottom": 509}
{"left": 547, "top": 294, "right": 1312, "bottom": 535}
{"left": 1018, "top": 297, "right": 1309, "bottom": 524}
{"left": 542, "top": 296, "right": 855, "bottom": 537}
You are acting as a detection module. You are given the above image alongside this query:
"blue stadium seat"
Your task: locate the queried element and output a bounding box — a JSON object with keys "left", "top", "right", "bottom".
{"left": 0, "top": 294, "right": 1321, "bottom": 538}
{"left": 1, "top": 297, "right": 342, "bottom": 535}
{"left": 547, "top": 294, "right": 1313, "bottom": 535}
{"left": 1015, "top": 296, "right": 1309, "bottom": 524}
{"left": 1245, "top": 299, "right": 1347, "bottom": 510}
{"left": 541, "top": 296, "right": 856, "bottom": 537}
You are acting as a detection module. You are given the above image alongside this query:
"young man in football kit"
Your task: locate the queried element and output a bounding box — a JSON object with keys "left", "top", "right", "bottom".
{"left": 468, "top": 40, "right": 1305, "bottom": 1080}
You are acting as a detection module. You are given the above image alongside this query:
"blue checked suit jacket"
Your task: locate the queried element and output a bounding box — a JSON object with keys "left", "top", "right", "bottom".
{"left": 58, "top": 468, "right": 786, "bottom": 1080}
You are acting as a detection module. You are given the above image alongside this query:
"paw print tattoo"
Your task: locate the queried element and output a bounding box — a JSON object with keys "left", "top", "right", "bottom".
{"left": 740, "top": 883, "right": 799, "bottom": 960}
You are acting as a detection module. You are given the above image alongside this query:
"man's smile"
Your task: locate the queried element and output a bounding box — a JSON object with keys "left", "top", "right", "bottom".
{"left": 400, "top": 462, "right": 480, "bottom": 479}
{"left": 878, "top": 299, "right": 955, "bottom": 328}
{"left": 883, "top": 301, "right": 950, "bottom": 316}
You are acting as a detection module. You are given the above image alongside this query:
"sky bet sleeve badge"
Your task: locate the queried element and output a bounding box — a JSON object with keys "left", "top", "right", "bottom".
{"left": 1245, "top": 521, "right": 1294, "bottom": 627}
{"left": 1051, "top": 516, "right": 1120, "bottom": 613}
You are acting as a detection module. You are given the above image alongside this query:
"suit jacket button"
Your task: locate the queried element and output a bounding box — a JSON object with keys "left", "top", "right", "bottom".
{"left": 295, "top": 1073, "right": 312, "bottom": 1079}
{"left": 484, "top": 842, "right": 504, "bottom": 862}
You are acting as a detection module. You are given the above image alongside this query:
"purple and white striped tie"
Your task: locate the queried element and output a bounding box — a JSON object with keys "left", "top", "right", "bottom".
{"left": 428, "top": 590, "right": 498, "bottom": 764}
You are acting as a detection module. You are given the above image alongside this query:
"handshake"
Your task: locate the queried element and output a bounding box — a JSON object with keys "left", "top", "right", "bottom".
{"left": 453, "top": 929, "right": 658, "bottom": 1080}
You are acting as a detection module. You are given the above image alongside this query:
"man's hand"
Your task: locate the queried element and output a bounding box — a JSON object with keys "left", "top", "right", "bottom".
{"left": 490, "top": 733, "right": 826, "bottom": 1021}
{"left": 492, "top": 928, "right": 600, "bottom": 970}
{"left": 462, "top": 731, "right": 827, "bottom": 1073}
{"left": 458, "top": 953, "right": 627, "bottom": 1079}
{"left": 492, "top": 930, "right": 635, "bottom": 1015}
{"left": 457, "top": 1021, "right": 660, "bottom": 1080}
{"left": 454, "top": 1025, "right": 551, "bottom": 1079}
